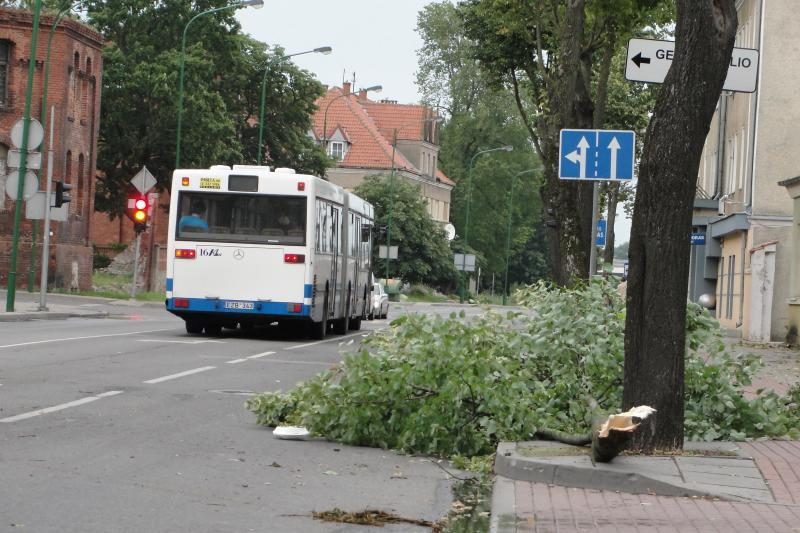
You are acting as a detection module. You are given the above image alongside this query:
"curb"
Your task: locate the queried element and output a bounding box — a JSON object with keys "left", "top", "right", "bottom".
{"left": 0, "top": 311, "right": 109, "bottom": 322}
{"left": 494, "top": 441, "right": 772, "bottom": 502}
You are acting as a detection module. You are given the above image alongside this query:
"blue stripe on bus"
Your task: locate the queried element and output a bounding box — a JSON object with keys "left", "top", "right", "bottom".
{"left": 166, "top": 298, "right": 310, "bottom": 316}
{"left": 304, "top": 284, "right": 313, "bottom": 298}
{"left": 166, "top": 278, "right": 173, "bottom": 291}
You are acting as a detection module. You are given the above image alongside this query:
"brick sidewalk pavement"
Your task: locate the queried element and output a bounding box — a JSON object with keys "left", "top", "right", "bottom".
{"left": 741, "top": 441, "right": 800, "bottom": 505}
{"left": 493, "top": 441, "right": 800, "bottom": 532}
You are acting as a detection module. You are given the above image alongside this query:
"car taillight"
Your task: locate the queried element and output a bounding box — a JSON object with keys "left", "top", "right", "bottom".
{"left": 173, "top": 298, "right": 190, "bottom": 308}
{"left": 287, "top": 303, "right": 302, "bottom": 313}
{"left": 284, "top": 253, "right": 305, "bottom": 264}
{"left": 175, "top": 249, "right": 196, "bottom": 259}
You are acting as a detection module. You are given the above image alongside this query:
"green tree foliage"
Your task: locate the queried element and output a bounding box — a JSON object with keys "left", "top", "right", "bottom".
{"left": 83, "top": 0, "right": 327, "bottom": 215}
{"left": 416, "top": 2, "right": 549, "bottom": 288}
{"left": 457, "top": 0, "right": 673, "bottom": 284}
{"left": 354, "top": 175, "right": 457, "bottom": 290}
{"left": 247, "top": 280, "right": 800, "bottom": 458}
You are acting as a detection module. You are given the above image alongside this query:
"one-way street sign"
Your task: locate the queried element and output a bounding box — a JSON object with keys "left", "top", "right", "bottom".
{"left": 626, "top": 38, "right": 759, "bottom": 93}
{"left": 559, "top": 129, "right": 635, "bottom": 181}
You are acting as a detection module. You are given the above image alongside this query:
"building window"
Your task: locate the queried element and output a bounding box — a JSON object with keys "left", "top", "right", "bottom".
{"left": 77, "top": 153, "right": 85, "bottom": 216}
{"left": 0, "top": 40, "right": 9, "bottom": 107}
{"left": 329, "top": 141, "right": 345, "bottom": 161}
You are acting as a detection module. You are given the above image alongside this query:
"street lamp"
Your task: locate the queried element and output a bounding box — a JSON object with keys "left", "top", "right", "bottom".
{"left": 385, "top": 115, "right": 444, "bottom": 281}
{"left": 257, "top": 46, "right": 332, "bottom": 165}
{"left": 175, "top": 0, "right": 264, "bottom": 168}
{"left": 460, "top": 144, "right": 514, "bottom": 303}
{"left": 502, "top": 168, "right": 539, "bottom": 305}
{"left": 320, "top": 84, "right": 382, "bottom": 154}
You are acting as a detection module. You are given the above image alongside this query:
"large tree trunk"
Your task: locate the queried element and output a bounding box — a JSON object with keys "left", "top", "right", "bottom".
{"left": 623, "top": 0, "right": 737, "bottom": 451}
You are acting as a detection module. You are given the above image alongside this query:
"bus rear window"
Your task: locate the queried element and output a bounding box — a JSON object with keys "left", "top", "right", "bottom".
{"left": 176, "top": 192, "right": 306, "bottom": 245}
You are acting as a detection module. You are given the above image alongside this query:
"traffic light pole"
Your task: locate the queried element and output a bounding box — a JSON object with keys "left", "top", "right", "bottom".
{"left": 38, "top": 106, "right": 55, "bottom": 311}
{"left": 129, "top": 233, "right": 141, "bottom": 300}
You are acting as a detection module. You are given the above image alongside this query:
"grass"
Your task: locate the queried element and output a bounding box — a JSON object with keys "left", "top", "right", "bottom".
{"left": 52, "top": 271, "right": 164, "bottom": 302}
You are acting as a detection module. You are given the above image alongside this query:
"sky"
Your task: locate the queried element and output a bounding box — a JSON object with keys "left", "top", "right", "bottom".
{"left": 236, "top": 0, "right": 433, "bottom": 105}
{"left": 236, "top": 0, "right": 632, "bottom": 244}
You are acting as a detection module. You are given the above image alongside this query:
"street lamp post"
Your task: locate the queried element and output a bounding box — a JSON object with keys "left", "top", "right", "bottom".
{"left": 175, "top": 0, "right": 264, "bottom": 168}
{"left": 385, "top": 115, "right": 443, "bottom": 281}
{"left": 257, "top": 46, "right": 332, "bottom": 165}
{"left": 320, "top": 84, "right": 382, "bottom": 154}
{"left": 460, "top": 145, "right": 514, "bottom": 303}
{"left": 502, "top": 168, "right": 538, "bottom": 305}
{"left": 6, "top": 0, "right": 43, "bottom": 312}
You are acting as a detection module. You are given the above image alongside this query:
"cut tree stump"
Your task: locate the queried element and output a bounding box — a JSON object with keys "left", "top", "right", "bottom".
{"left": 592, "top": 405, "right": 656, "bottom": 463}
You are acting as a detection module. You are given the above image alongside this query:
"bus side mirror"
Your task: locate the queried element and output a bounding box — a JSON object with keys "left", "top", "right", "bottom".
{"left": 361, "top": 225, "right": 372, "bottom": 242}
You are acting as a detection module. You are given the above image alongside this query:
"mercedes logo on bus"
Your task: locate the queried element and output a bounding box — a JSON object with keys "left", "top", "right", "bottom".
{"left": 233, "top": 249, "right": 245, "bottom": 260}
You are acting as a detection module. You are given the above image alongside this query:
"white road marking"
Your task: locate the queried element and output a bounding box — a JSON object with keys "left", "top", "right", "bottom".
{"left": 226, "top": 350, "right": 275, "bottom": 364}
{"left": 137, "top": 339, "right": 226, "bottom": 345}
{"left": 246, "top": 351, "right": 275, "bottom": 359}
{"left": 0, "top": 390, "right": 124, "bottom": 423}
{"left": 143, "top": 366, "right": 216, "bottom": 384}
{"left": 0, "top": 328, "right": 175, "bottom": 350}
{"left": 262, "top": 359, "right": 333, "bottom": 366}
{"left": 285, "top": 332, "right": 363, "bottom": 351}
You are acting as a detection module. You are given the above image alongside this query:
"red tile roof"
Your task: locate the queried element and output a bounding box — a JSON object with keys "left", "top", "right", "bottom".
{"left": 312, "top": 87, "right": 452, "bottom": 187}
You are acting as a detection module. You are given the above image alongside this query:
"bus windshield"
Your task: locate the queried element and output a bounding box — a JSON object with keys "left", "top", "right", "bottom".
{"left": 176, "top": 192, "right": 307, "bottom": 245}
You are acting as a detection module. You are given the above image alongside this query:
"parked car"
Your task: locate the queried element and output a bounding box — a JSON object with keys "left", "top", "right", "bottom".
{"left": 369, "top": 283, "right": 389, "bottom": 319}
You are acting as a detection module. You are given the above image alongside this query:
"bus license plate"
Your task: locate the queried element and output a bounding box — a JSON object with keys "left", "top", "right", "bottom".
{"left": 224, "top": 301, "right": 254, "bottom": 310}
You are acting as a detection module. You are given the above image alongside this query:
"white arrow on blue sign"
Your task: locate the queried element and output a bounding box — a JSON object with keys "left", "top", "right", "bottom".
{"left": 596, "top": 219, "right": 607, "bottom": 247}
{"left": 559, "top": 129, "right": 636, "bottom": 181}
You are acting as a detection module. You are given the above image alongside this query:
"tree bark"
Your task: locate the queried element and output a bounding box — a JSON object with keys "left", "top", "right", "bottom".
{"left": 623, "top": 0, "right": 737, "bottom": 451}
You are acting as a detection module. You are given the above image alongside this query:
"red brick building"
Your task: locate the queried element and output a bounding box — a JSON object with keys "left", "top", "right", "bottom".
{"left": 0, "top": 8, "right": 103, "bottom": 291}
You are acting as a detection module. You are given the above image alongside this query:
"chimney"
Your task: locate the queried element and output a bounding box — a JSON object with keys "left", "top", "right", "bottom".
{"left": 358, "top": 89, "right": 368, "bottom": 100}
{"left": 342, "top": 82, "right": 351, "bottom": 95}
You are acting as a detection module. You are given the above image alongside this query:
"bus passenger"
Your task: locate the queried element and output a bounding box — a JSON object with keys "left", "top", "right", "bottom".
{"left": 179, "top": 201, "right": 209, "bottom": 232}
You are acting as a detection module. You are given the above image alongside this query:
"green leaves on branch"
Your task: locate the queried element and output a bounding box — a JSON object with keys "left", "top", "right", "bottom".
{"left": 247, "top": 280, "right": 799, "bottom": 459}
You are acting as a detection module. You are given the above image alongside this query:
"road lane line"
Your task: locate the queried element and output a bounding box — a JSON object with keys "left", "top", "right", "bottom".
{"left": 0, "top": 390, "right": 124, "bottom": 423}
{"left": 143, "top": 366, "right": 216, "bottom": 384}
{"left": 284, "top": 332, "right": 364, "bottom": 351}
{"left": 226, "top": 358, "right": 248, "bottom": 364}
{"left": 0, "top": 328, "right": 175, "bottom": 350}
{"left": 137, "top": 339, "right": 225, "bottom": 345}
{"left": 261, "top": 359, "right": 332, "bottom": 366}
{"left": 246, "top": 351, "right": 275, "bottom": 359}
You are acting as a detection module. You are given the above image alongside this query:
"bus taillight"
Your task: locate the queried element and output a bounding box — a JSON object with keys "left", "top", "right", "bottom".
{"left": 297, "top": 182, "right": 306, "bottom": 191}
{"left": 284, "top": 253, "right": 305, "bottom": 264}
{"left": 175, "top": 249, "right": 196, "bottom": 259}
{"left": 287, "top": 303, "right": 302, "bottom": 313}
{"left": 173, "top": 298, "right": 190, "bottom": 308}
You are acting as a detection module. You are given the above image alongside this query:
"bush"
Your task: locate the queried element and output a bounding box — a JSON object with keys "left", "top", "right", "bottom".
{"left": 93, "top": 249, "right": 112, "bottom": 270}
{"left": 246, "top": 279, "right": 800, "bottom": 458}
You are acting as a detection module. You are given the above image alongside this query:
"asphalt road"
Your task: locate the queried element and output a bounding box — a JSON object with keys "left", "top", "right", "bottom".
{"left": 0, "top": 298, "right": 465, "bottom": 533}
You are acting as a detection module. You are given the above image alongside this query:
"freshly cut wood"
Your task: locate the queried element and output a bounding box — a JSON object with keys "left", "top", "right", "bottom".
{"left": 593, "top": 405, "right": 655, "bottom": 463}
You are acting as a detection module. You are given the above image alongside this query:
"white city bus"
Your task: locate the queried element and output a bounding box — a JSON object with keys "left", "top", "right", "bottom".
{"left": 165, "top": 165, "right": 374, "bottom": 339}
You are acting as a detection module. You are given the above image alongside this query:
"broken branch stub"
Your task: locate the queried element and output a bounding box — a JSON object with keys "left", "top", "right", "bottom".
{"left": 592, "top": 405, "right": 656, "bottom": 463}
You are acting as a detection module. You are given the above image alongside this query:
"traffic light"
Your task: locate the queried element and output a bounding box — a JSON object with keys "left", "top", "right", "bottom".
{"left": 132, "top": 196, "right": 149, "bottom": 233}
{"left": 54, "top": 181, "right": 72, "bottom": 207}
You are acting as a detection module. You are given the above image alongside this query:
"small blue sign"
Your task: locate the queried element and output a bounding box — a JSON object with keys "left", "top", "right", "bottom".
{"left": 596, "top": 219, "right": 607, "bottom": 247}
{"left": 559, "top": 129, "right": 636, "bottom": 181}
{"left": 691, "top": 232, "right": 706, "bottom": 245}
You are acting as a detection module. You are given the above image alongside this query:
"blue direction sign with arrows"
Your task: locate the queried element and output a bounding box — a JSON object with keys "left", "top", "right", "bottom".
{"left": 559, "top": 129, "right": 636, "bottom": 181}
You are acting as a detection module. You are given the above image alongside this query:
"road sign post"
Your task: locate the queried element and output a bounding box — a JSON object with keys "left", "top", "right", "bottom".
{"left": 626, "top": 38, "right": 759, "bottom": 93}
{"left": 559, "top": 129, "right": 635, "bottom": 276}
